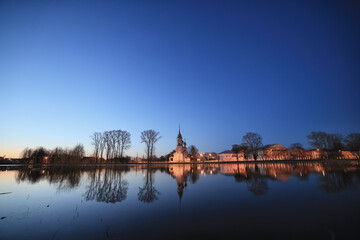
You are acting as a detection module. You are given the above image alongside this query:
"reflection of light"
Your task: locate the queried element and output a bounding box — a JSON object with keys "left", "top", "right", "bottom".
{"left": 210, "top": 170, "right": 212, "bottom": 174}
{"left": 322, "top": 171, "right": 325, "bottom": 176}
{"left": 41, "top": 170, "right": 45, "bottom": 174}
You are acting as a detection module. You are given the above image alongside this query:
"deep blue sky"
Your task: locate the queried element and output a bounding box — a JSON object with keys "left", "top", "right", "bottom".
{"left": 1, "top": 0, "right": 360, "bottom": 157}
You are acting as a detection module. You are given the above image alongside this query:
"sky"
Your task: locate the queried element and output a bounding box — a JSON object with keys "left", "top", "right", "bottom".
{"left": 1, "top": 0, "right": 360, "bottom": 158}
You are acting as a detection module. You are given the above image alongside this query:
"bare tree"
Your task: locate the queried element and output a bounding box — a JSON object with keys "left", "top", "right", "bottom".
{"left": 99, "top": 132, "right": 106, "bottom": 161}
{"left": 289, "top": 143, "right": 304, "bottom": 150}
{"left": 307, "top": 131, "right": 344, "bottom": 159}
{"left": 307, "top": 131, "right": 329, "bottom": 149}
{"left": 120, "top": 130, "right": 131, "bottom": 158}
{"left": 187, "top": 145, "right": 199, "bottom": 161}
{"left": 71, "top": 144, "right": 85, "bottom": 163}
{"left": 232, "top": 144, "right": 241, "bottom": 162}
{"left": 21, "top": 147, "right": 33, "bottom": 159}
{"left": 242, "top": 132, "right": 263, "bottom": 160}
{"left": 114, "top": 130, "right": 122, "bottom": 158}
{"left": 104, "top": 131, "right": 112, "bottom": 160}
{"left": 109, "top": 130, "right": 117, "bottom": 159}
{"left": 31, "top": 147, "right": 48, "bottom": 164}
{"left": 327, "top": 134, "right": 343, "bottom": 150}
{"left": 92, "top": 130, "right": 132, "bottom": 162}
{"left": 91, "top": 132, "right": 102, "bottom": 161}
{"left": 141, "top": 130, "right": 161, "bottom": 162}
{"left": 344, "top": 133, "right": 360, "bottom": 159}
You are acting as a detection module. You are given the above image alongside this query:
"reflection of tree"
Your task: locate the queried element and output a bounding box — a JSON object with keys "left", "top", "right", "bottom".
{"left": 138, "top": 167, "right": 160, "bottom": 203}
{"left": 246, "top": 176, "right": 269, "bottom": 196}
{"left": 16, "top": 166, "right": 82, "bottom": 191}
{"left": 16, "top": 168, "right": 43, "bottom": 183}
{"left": 319, "top": 172, "right": 356, "bottom": 193}
{"left": 84, "top": 168, "right": 129, "bottom": 203}
{"left": 188, "top": 165, "right": 200, "bottom": 184}
{"left": 234, "top": 163, "right": 247, "bottom": 182}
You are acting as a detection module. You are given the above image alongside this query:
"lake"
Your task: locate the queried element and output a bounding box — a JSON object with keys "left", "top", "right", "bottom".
{"left": 1, "top": 161, "right": 360, "bottom": 240}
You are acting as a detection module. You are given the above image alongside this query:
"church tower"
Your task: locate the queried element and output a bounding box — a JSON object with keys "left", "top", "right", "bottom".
{"left": 176, "top": 125, "right": 184, "bottom": 152}
{"left": 170, "top": 125, "right": 191, "bottom": 162}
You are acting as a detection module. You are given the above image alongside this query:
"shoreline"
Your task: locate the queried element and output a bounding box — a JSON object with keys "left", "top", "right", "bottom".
{"left": 1, "top": 158, "right": 360, "bottom": 167}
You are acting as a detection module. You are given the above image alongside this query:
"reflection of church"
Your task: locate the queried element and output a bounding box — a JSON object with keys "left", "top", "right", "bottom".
{"left": 169, "top": 127, "right": 190, "bottom": 162}
{"left": 169, "top": 164, "right": 191, "bottom": 204}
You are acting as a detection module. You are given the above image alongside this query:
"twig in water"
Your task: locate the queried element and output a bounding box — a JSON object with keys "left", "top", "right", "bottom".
{"left": 0, "top": 192, "right": 11, "bottom": 195}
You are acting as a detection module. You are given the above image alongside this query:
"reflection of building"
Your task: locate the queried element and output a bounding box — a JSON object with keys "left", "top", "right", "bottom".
{"left": 169, "top": 127, "right": 190, "bottom": 162}
{"left": 341, "top": 151, "right": 357, "bottom": 159}
{"left": 218, "top": 150, "right": 245, "bottom": 161}
{"left": 169, "top": 164, "right": 191, "bottom": 203}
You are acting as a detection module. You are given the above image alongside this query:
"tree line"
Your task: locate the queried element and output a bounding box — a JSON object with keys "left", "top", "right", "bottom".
{"left": 91, "top": 129, "right": 162, "bottom": 162}
{"left": 231, "top": 131, "right": 360, "bottom": 160}
{"left": 17, "top": 130, "right": 360, "bottom": 164}
{"left": 91, "top": 130, "right": 131, "bottom": 161}
{"left": 21, "top": 144, "right": 85, "bottom": 164}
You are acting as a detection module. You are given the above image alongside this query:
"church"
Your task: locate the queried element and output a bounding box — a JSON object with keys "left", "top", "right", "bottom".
{"left": 169, "top": 127, "right": 191, "bottom": 162}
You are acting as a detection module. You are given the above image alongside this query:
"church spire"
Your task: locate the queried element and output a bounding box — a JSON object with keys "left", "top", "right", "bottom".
{"left": 177, "top": 123, "right": 182, "bottom": 138}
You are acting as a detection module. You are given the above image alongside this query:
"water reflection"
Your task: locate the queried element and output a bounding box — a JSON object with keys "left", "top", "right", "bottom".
{"left": 138, "top": 166, "right": 160, "bottom": 203}
{"left": 15, "top": 166, "right": 84, "bottom": 191}
{"left": 7, "top": 161, "right": 360, "bottom": 200}
{"left": 84, "top": 168, "right": 129, "bottom": 203}
{"left": 2, "top": 161, "right": 360, "bottom": 240}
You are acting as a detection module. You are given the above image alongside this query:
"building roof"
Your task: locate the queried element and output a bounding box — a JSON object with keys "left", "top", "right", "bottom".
{"left": 218, "top": 150, "right": 232, "bottom": 154}
{"left": 264, "top": 143, "right": 287, "bottom": 150}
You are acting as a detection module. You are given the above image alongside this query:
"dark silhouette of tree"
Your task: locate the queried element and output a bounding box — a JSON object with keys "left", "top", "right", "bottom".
{"left": 307, "top": 131, "right": 343, "bottom": 150}
{"left": 92, "top": 130, "right": 132, "bottom": 162}
{"left": 307, "top": 131, "right": 344, "bottom": 159}
{"left": 21, "top": 147, "right": 33, "bottom": 163}
{"left": 242, "top": 132, "right": 263, "bottom": 161}
{"left": 71, "top": 144, "right": 85, "bottom": 162}
{"left": 140, "top": 130, "right": 161, "bottom": 162}
{"left": 91, "top": 132, "right": 102, "bottom": 162}
{"left": 344, "top": 133, "right": 360, "bottom": 159}
{"left": 138, "top": 167, "right": 160, "bottom": 203}
{"left": 119, "top": 130, "right": 131, "bottom": 158}
{"left": 307, "top": 131, "right": 329, "bottom": 149}
{"left": 31, "top": 147, "right": 48, "bottom": 164}
{"left": 232, "top": 144, "right": 241, "bottom": 162}
{"left": 104, "top": 131, "right": 112, "bottom": 160}
{"left": 99, "top": 132, "right": 106, "bottom": 160}
{"left": 289, "top": 143, "right": 303, "bottom": 150}
{"left": 188, "top": 145, "right": 199, "bottom": 161}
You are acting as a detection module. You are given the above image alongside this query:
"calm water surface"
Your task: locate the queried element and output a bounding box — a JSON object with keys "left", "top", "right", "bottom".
{"left": 1, "top": 161, "right": 360, "bottom": 240}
